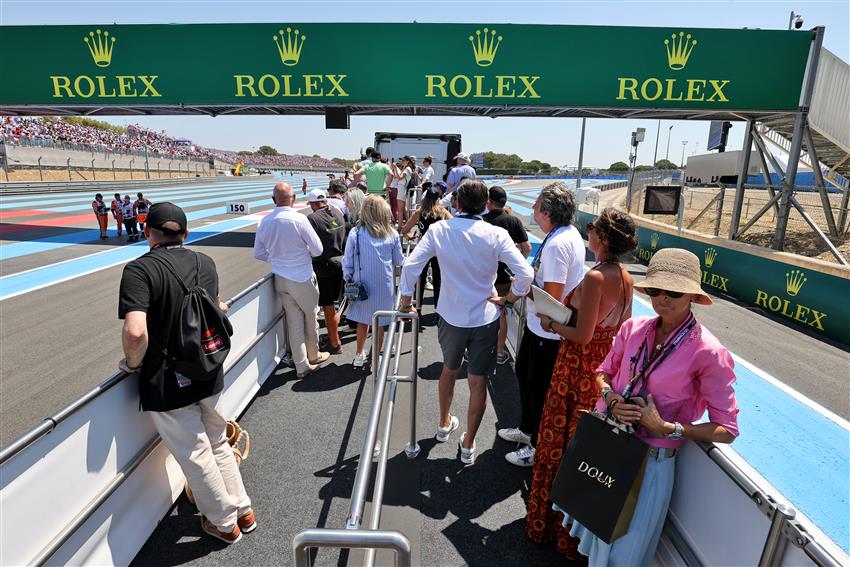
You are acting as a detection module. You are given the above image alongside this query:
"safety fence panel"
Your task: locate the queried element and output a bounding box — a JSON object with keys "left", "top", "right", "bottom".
{"left": 0, "top": 275, "right": 284, "bottom": 567}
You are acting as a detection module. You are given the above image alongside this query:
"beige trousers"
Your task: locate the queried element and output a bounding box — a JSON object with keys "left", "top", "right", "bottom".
{"left": 149, "top": 394, "right": 251, "bottom": 531}
{"left": 275, "top": 273, "right": 320, "bottom": 373}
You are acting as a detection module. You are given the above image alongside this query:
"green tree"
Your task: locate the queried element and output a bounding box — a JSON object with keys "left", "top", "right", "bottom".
{"left": 635, "top": 165, "right": 655, "bottom": 172}
{"left": 654, "top": 159, "right": 679, "bottom": 170}
{"left": 257, "top": 145, "right": 279, "bottom": 156}
{"left": 332, "top": 157, "right": 355, "bottom": 168}
{"left": 609, "top": 161, "right": 629, "bottom": 171}
{"left": 237, "top": 150, "right": 253, "bottom": 156}
{"left": 62, "top": 116, "right": 126, "bottom": 134}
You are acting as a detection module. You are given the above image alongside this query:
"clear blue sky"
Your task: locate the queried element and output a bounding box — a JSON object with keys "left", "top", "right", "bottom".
{"left": 2, "top": 0, "right": 847, "bottom": 167}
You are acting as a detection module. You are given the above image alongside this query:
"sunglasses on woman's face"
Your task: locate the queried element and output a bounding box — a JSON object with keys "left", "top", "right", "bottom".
{"left": 646, "top": 288, "right": 685, "bottom": 299}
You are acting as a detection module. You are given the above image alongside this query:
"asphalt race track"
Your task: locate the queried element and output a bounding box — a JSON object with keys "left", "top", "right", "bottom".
{"left": 1, "top": 175, "right": 848, "bottom": 451}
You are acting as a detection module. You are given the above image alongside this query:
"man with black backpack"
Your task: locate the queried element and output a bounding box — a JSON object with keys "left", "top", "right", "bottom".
{"left": 118, "top": 202, "right": 255, "bottom": 546}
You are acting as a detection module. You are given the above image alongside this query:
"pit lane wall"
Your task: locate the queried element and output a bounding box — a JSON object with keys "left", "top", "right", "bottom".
{"left": 573, "top": 211, "right": 850, "bottom": 347}
{"left": 0, "top": 275, "right": 284, "bottom": 567}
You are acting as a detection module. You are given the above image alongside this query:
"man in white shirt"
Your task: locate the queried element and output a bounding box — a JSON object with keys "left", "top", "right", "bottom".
{"left": 399, "top": 180, "right": 534, "bottom": 466}
{"left": 253, "top": 182, "right": 330, "bottom": 378}
{"left": 499, "top": 182, "right": 585, "bottom": 468}
{"left": 421, "top": 156, "right": 435, "bottom": 183}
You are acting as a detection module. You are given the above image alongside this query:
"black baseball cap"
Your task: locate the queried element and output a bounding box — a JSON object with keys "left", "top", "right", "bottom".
{"left": 146, "top": 202, "right": 187, "bottom": 234}
{"left": 488, "top": 186, "right": 507, "bottom": 207}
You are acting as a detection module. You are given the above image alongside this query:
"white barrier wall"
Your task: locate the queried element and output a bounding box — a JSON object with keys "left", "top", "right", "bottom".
{"left": 0, "top": 275, "right": 284, "bottom": 567}
{"left": 4, "top": 143, "right": 210, "bottom": 174}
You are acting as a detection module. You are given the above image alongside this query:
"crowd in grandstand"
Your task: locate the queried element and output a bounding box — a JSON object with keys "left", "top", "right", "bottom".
{"left": 1, "top": 116, "right": 340, "bottom": 169}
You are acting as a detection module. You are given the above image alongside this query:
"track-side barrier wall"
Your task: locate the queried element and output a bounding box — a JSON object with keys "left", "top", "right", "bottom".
{"left": 0, "top": 175, "right": 257, "bottom": 196}
{"left": 0, "top": 274, "right": 285, "bottom": 566}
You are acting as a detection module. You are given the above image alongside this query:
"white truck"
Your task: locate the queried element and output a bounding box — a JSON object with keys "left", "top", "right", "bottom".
{"left": 373, "top": 132, "right": 462, "bottom": 182}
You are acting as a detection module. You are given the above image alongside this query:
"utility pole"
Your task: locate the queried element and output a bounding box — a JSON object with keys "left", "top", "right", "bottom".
{"left": 576, "top": 117, "right": 587, "bottom": 189}
{"left": 680, "top": 140, "right": 688, "bottom": 168}
{"left": 665, "top": 125, "right": 674, "bottom": 160}
{"left": 652, "top": 119, "right": 661, "bottom": 168}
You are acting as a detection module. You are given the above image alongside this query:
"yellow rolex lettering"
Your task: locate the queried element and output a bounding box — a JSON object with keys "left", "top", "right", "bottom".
{"left": 495, "top": 76, "right": 515, "bottom": 98}
{"left": 793, "top": 304, "right": 810, "bottom": 323}
{"left": 616, "top": 78, "right": 639, "bottom": 100}
{"left": 755, "top": 290, "right": 769, "bottom": 308}
{"left": 74, "top": 75, "right": 96, "bottom": 98}
{"left": 518, "top": 76, "right": 540, "bottom": 98}
{"left": 449, "top": 75, "right": 472, "bottom": 98}
{"left": 808, "top": 309, "right": 826, "bottom": 331}
{"left": 425, "top": 75, "right": 447, "bottom": 98}
{"left": 303, "top": 74, "right": 324, "bottom": 96}
{"left": 138, "top": 76, "right": 161, "bottom": 97}
{"left": 95, "top": 76, "right": 116, "bottom": 98}
{"left": 685, "top": 79, "right": 706, "bottom": 101}
{"left": 640, "top": 78, "right": 663, "bottom": 101}
{"left": 258, "top": 74, "right": 280, "bottom": 97}
{"left": 281, "top": 75, "right": 302, "bottom": 96}
{"left": 707, "top": 79, "right": 730, "bottom": 102}
{"left": 114, "top": 76, "right": 137, "bottom": 97}
{"left": 234, "top": 75, "right": 257, "bottom": 97}
{"left": 325, "top": 75, "right": 348, "bottom": 97}
{"left": 665, "top": 79, "right": 683, "bottom": 101}
{"left": 474, "top": 75, "right": 493, "bottom": 98}
{"left": 50, "top": 76, "right": 74, "bottom": 98}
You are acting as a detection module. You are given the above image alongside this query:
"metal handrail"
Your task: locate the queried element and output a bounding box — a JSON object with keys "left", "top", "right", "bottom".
{"left": 293, "top": 529, "right": 411, "bottom": 567}
{"left": 0, "top": 274, "right": 274, "bottom": 466}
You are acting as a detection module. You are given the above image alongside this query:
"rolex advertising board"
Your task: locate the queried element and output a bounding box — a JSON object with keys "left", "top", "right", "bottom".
{"left": 574, "top": 212, "right": 850, "bottom": 346}
{"left": 0, "top": 23, "right": 813, "bottom": 111}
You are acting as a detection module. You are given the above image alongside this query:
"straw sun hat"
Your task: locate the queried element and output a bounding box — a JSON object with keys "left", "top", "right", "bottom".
{"left": 634, "top": 248, "right": 713, "bottom": 305}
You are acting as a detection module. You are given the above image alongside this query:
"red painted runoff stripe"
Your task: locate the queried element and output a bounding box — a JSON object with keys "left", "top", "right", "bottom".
{"left": 0, "top": 209, "right": 55, "bottom": 220}
{"left": 0, "top": 212, "right": 102, "bottom": 237}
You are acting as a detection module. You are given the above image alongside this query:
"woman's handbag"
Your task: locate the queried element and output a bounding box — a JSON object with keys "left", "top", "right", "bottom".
{"left": 185, "top": 420, "right": 251, "bottom": 504}
{"left": 549, "top": 410, "right": 649, "bottom": 543}
{"left": 344, "top": 229, "right": 369, "bottom": 302}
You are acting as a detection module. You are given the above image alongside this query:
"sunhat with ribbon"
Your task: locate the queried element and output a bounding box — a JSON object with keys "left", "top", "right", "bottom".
{"left": 634, "top": 248, "right": 712, "bottom": 305}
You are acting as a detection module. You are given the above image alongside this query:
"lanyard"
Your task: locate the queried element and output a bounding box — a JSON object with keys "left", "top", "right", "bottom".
{"left": 531, "top": 226, "right": 565, "bottom": 270}
{"left": 621, "top": 313, "right": 697, "bottom": 400}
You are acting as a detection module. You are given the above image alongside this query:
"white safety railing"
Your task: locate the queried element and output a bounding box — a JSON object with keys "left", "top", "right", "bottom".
{"left": 0, "top": 274, "right": 286, "bottom": 567}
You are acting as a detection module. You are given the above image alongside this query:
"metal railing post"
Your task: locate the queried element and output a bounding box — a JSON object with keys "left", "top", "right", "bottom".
{"left": 37, "top": 156, "right": 43, "bottom": 181}
{"left": 66, "top": 158, "right": 72, "bottom": 181}
{"left": 129, "top": 159, "right": 134, "bottom": 180}
{"left": 91, "top": 159, "right": 96, "bottom": 181}
{"left": 112, "top": 159, "right": 116, "bottom": 180}
{"left": 758, "top": 503, "right": 796, "bottom": 567}
{"left": 405, "top": 313, "right": 420, "bottom": 460}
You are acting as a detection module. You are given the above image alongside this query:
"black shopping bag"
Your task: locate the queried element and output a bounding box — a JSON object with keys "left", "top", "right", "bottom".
{"left": 550, "top": 411, "right": 650, "bottom": 544}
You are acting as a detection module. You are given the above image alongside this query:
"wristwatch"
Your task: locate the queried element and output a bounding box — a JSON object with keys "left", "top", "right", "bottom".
{"left": 667, "top": 421, "right": 684, "bottom": 440}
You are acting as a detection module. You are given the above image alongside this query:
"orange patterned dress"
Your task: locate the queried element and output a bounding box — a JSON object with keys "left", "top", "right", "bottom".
{"left": 526, "top": 296, "right": 619, "bottom": 559}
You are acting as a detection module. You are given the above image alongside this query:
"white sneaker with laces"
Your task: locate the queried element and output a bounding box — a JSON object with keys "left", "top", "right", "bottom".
{"left": 497, "top": 427, "right": 531, "bottom": 445}
{"left": 505, "top": 445, "right": 535, "bottom": 467}
{"left": 459, "top": 432, "right": 476, "bottom": 465}
{"left": 435, "top": 415, "right": 459, "bottom": 442}
{"left": 353, "top": 353, "right": 367, "bottom": 368}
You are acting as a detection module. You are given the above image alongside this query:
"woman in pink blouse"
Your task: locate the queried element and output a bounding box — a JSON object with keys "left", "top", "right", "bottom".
{"left": 557, "top": 248, "right": 739, "bottom": 566}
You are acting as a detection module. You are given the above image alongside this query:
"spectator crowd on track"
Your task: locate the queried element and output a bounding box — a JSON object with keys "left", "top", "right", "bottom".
{"left": 1, "top": 116, "right": 340, "bottom": 169}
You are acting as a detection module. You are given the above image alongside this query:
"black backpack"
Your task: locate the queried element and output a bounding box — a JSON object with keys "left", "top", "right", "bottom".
{"left": 149, "top": 251, "right": 233, "bottom": 382}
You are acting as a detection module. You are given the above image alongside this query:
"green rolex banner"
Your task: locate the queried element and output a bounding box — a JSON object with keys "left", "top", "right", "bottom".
{"left": 0, "top": 23, "right": 813, "bottom": 110}
{"left": 574, "top": 211, "right": 850, "bottom": 347}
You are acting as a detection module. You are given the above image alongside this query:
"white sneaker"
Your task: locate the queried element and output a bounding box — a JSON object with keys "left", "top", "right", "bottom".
{"left": 459, "top": 432, "right": 476, "bottom": 465}
{"left": 353, "top": 353, "right": 367, "bottom": 368}
{"left": 505, "top": 445, "right": 535, "bottom": 467}
{"left": 435, "top": 415, "right": 459, "bottom": 442}
{"left": 498, "top": 427, "right": 531, "bottom": 445}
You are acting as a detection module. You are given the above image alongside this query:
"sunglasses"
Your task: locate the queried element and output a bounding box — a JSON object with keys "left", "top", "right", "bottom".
{"left": 645, "top": 288, "right": 685, "bottom": 299}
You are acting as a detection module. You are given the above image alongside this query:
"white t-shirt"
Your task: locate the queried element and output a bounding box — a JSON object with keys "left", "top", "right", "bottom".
{"left": 422, "top": 165, "right": 435, "bottom": 182}
{"left": 399, "top": 166, "right": 413, "bottom": 191}
{"left": 525, "top": 224, "right": 586, "bottom": 340}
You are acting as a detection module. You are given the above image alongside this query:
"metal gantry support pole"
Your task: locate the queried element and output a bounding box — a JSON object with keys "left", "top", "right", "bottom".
{"left": 729, "top": 120, "right": 754, "bottom": 239}
{"left": 759, "top": 503, "right": 796, "bottom": 567}
{"left": 751, "top": 132, "right": 782, "bottom": 219}
{"left": 576, "top": 117, "right": 586, "bottom": 189}
{"left": 803, "top": 124, "right": 839, "bottom": 237}
{"left": 772, "top": 26, "right": 825, "bottom": 250}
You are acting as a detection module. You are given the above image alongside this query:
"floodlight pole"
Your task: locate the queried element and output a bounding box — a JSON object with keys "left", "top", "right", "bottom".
{"left": 576, "top": 118, "right": 586, "bottom": 189}
{"left": 653, "top": 119, "right": 661, "bottom": 168}
{"left": 680, "top": 141, "right": 688, "bottom": 168}
{"left": 665, "top": 125, "right": 674, "bottom": 160}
